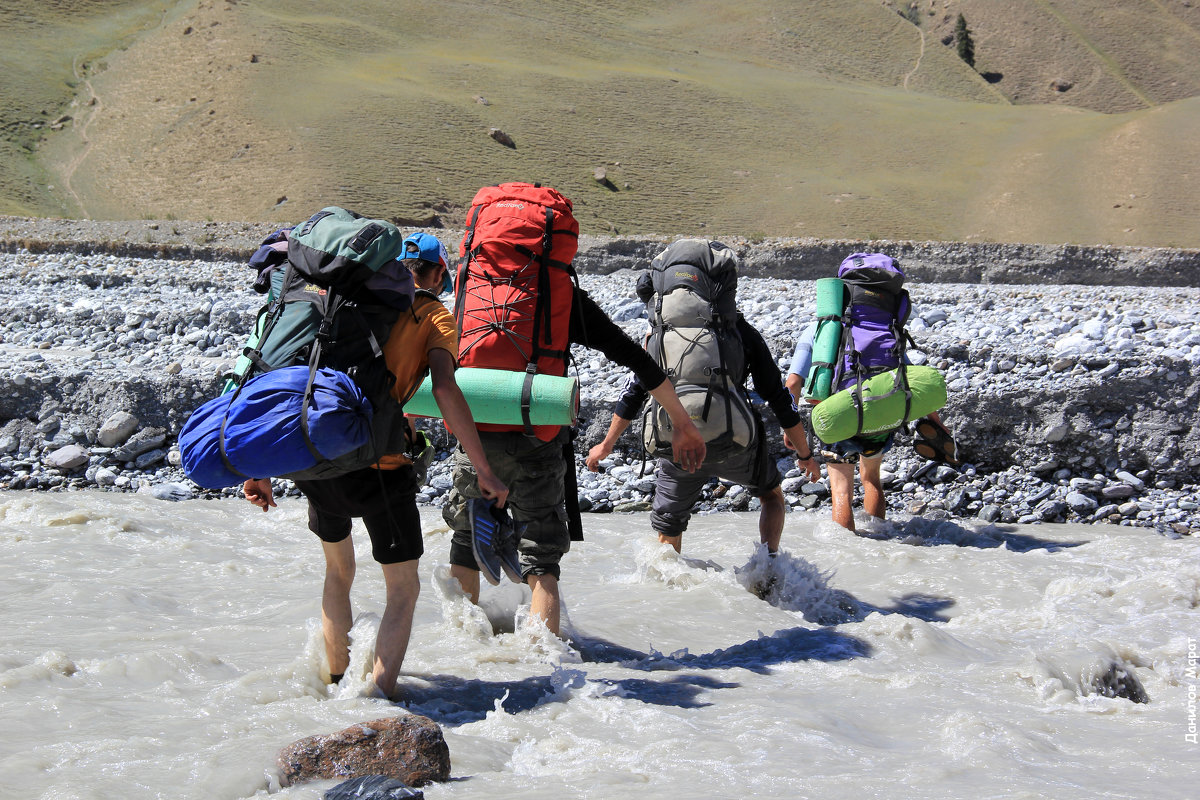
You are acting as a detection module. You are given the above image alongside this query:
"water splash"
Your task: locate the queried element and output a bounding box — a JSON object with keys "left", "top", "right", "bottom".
{"left": 735, "top": 545, "right": 861, "bottom": 624}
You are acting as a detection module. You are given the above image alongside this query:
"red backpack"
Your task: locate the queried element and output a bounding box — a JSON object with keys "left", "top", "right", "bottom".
{"left": 455, "top": 182, "right": 580, "bottom": 440}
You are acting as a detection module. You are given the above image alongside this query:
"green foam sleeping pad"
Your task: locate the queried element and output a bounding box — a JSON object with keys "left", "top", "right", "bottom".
{"left": 404, "top": 368, "right": 579, "bottom": 425}
{"left": 811, "top": 365, "right": 946, "bottom": 444}
{"left": 803, "top": 277, "right": 845, "bottom": 401}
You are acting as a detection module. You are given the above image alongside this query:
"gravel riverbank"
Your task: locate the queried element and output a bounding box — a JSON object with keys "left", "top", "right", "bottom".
{"left": 0, "top": 228, "right": 1197, "bottom": 537}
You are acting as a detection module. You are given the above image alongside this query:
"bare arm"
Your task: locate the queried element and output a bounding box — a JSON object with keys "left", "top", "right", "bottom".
{"left": 785, "top": 372, "right": 804, "bottom": 406}
{"left": 781, "top": 373, "right": 821, "bottom": 480}
{"left": 428, "top": 348, "right": 510, "bottom": 508}
{"left": 586, "top": 413, "right": 633, "bottom": 472}
{"left": 646, "top": 378, "right": 706, "bottom": 472}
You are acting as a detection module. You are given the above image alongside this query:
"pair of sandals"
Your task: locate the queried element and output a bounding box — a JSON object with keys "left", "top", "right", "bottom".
{"left": 913, "top": 418, "right": 962, "bottom": 467}
{"left": 468, "top": 498, "right": 523, "bottom": 585}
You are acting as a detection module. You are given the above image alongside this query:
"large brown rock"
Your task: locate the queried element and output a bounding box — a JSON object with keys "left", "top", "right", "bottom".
{"left": 277, "top": 715, "right": 450, "bottom": 787}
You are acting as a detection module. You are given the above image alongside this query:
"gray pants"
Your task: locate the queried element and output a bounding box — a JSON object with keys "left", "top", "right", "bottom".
{"left": 650, "top": 429, "right": 780, "bottom": 537}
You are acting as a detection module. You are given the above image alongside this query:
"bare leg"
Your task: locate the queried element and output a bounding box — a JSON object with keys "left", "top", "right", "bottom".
{"left": 827, "top": 462, "right": 857, "bottom": 532}
{"left": 657, "top": 531, "right": 683, "bottom": 553}
{"left": 859, "top": 456, "right": 886, "bottom": 521}
{"left": 758, "top": 485, "right": 786, "bottom": 552}
{"left": 527, "top": 574, "right": 561, "bottom": 636}
{"left": 373, "top": 559, "right": 420, "bottom": 698}
{"left": 449, "top": 564, "right": 480, "bottom": 604}
{"left": 320, "top": 538, "right": 356, "bottom": 679}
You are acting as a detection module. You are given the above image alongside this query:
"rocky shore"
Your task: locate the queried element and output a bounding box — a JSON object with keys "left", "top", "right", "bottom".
{"left": 0, "top": 219, "right": 1197, "bottom": 536}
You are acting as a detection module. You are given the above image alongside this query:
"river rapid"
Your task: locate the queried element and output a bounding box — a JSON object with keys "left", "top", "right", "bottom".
{"left": 1, "top": 490, "right": 1196, "bottom": 799}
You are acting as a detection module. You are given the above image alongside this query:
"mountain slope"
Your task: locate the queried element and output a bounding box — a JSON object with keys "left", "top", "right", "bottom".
{"left": 3, "top": 0, "right": 1198, "bottom": 246}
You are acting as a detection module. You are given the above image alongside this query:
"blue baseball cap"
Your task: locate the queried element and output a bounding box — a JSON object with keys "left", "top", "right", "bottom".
{"left": 399, "top": 232, "right": 452, "bottom": 295}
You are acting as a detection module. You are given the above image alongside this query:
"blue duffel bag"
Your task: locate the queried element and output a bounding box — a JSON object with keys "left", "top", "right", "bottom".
{"left": 179, "top": 366, "right": 373, "bottom": 489}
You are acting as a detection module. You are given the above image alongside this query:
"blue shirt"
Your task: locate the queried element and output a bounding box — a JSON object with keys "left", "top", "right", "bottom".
{"left": 786, "top": 321, "right": 819, "bottom": 380}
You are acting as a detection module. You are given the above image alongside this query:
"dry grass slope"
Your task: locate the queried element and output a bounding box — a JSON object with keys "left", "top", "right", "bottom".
{"left": 949, "top": 0, "right": 1200, "bottom": 111}
{"left": 0, "top": 1, "right": 168, "bottom": 215}
{"left": 2, "top": 0, "right": 1199, "bottom": 247}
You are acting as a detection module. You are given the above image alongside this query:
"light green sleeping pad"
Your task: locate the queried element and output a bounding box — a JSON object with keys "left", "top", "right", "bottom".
{"left": 803, "top": 277, "right": 846, "bottom": 401}
{"left": 404, "top": 368, "right": 579, "bottom": 425}
{"left": 811, "top": 365, "right": 946, "bottom": 443}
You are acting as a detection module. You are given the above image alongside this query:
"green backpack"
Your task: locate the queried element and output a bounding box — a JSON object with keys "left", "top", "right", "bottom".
{"left": 289, "top": 207, "right": 409, "bottom": 294}
{"left": 217, "top": 208, "right": 416, "bottom": 480}
{"left": 225, "top": 207, "right": 415, "bottom": 391}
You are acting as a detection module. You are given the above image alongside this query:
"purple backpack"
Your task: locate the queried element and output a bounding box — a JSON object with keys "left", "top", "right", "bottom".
{"left": 833, "top": 253, "right": 912, "bottom": 391}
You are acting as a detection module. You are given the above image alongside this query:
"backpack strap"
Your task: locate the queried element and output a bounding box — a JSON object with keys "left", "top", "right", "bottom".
{"left": 455, "top": 203, "right": 484, "bottom": 337}
{"left": 889, "top": 288, "right": 914, "bottom": 427}
{"left": 522, "top": 204, "right": 564, "bottom": 436}
{"left": 297, "top": 209, "right": 335, "bottom": 237}
{"left": 240, "top": 307, "right": 277, "bottom": 379}
{"left": 894, "top": 288, "right": 912, "bottom": 326}
{"left": 216, "top": 411, "right": 251, "bottom": 481}
{"left": 520, "top": 363, "right": 537, "bottom": 436}
{"left": 539, "top": 206, "right": 555, "bottom": 346}
{"left": 218, "top": 261, "right": 307, "bottom": 476}
{"left": 295, "top": 355, "right": 331, "bottom": 465}
{"left": 347, "top": 222, "right": 388, "bottom": 254}
{"left": 895, "top": 363, "right": 914, "bottom": 428}
{"left": 830, "top": 314, "right": 852, "bottom": 393}
{"left": 293, "top": 291, "right": 345, "bottom": 465}
{"left": 514, "top": 206, "right": 554, "bottom": 436}
{"left": 527, "top": 206, "right": 553, "bottom": 358}
{"left": 236, "top": 261, "right": 300, "bottom": 387}
{"left": 563, "top": 428, "right": 584, "bottom": 541}
{"left": 711, "top": 314, "right": 734, "bottom": 439}
{"left": 850, "top": 373, "right": 867, "bottom": 438}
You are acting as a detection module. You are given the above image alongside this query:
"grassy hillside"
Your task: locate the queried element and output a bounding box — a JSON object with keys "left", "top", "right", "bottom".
{"left": 946, "top": 0, "right": 1200, "bottom": 111}
{"left": 4, "top": 0, "right": 1200, "bottom": 246}
{"left": 0, "top": 1, "right": 169, "bottom": 215}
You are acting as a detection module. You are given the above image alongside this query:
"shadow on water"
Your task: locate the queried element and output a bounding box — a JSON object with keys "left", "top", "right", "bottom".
{"left": 399, "top": 669, "right": 740, "bottom": 724}
{"left": 873, "top": 592, "right": 955, "bottom": 622}
{"left": 767, "top": 580, "right": 957, "bottom": 626}
{"left": 862, "top": 516, "right": 1088, "bottom": 553}
{"left": 577, "top": 625, "right": 870, "bottom": 675}
{"left": 402, "top": 625, "right": 869, "bottom": 723}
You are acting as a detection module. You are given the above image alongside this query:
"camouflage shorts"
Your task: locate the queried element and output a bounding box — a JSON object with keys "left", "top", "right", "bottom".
{"left": 442, "top": 429, "right": 569, "bottom": 580}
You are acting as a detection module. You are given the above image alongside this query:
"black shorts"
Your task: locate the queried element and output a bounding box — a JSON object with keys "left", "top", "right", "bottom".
{"left": 820, "top": 432, "right": 895, "bottom": 465}
{"left": 294, "top": 465, "right": 422, "bottom": 565}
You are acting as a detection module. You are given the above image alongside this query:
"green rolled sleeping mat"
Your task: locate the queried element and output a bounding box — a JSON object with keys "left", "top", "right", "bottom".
{"left": 811, "top": 365, "right": 947, "bottom": 444}
{"left": 404, "top": 367, "right": 579, "bottom": 425}
{"left": 803, "top": 277, "right": 846, "bottom": 401}
{"left": 223, "top": 320, "right": 265, "bottom": 395}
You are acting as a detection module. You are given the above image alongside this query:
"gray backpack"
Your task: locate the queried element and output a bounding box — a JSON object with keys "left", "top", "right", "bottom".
{"left": 638, "top": 239, "right": 757, "bottom": 463}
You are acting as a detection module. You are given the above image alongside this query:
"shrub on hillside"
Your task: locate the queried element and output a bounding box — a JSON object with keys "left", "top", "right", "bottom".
{"left": 955, "top": 14, "right": 976, "bottom": 69}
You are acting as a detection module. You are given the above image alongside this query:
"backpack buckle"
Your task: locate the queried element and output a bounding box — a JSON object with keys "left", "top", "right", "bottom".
{"left": 316, "top": 319, "right": 333, "bottom": 343}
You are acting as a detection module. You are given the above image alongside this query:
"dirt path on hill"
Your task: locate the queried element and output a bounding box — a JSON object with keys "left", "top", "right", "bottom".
{"left": 903, "top": 28, "right": 925, "bottom": 91}
{"left": 61, "top": 55, "right": 101, "bottom": 218}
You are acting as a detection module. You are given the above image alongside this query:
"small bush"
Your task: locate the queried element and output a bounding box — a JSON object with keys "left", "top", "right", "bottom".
{"left": 954, "top": 14, "right": 976, "bottom": 69}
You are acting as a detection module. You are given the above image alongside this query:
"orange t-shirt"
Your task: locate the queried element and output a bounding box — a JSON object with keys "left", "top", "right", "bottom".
{"left": 373, "top": 292, "right": 458, "bottom": 469}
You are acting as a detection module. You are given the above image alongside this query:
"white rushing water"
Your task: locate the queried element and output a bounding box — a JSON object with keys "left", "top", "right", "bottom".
{"left": 1, "top": 490, "right": 1196, "bottom": 799}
